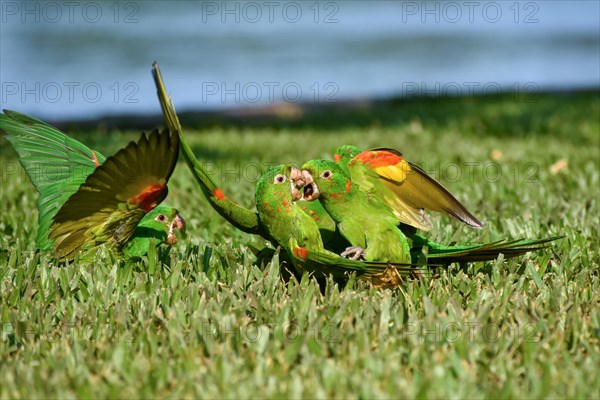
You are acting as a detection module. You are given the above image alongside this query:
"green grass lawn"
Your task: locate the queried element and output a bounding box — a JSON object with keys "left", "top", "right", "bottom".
{"left": 1, "top": 92, "right": 599, "bottom": 398}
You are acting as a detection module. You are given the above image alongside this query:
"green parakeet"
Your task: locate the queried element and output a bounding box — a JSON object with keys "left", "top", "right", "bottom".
{"left": 299, "top": 158, "right": 559, "bottom": 265}
{"left": 331, "top": 146, "right": 483, "bottom": 231}
{"left": 256, "top": 164, "right": 416, "bottom": 287}
{"left": 153, "top": 62, "right": 346, "bottom": 247}
{"left": 0, "top": 110, "right": 185, "bottom": 261}
{"left": 152, "top": 63, "right": 417, "bottom": 286}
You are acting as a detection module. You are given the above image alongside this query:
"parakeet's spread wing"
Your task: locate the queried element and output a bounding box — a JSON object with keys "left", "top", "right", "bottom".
{"left": 351, "top": 149, "right": 483, "bottom": 230}
{"left": 152, "top": 62, "right": 265, "bottom": 237}
{"left": 347, "top": 150, "right": 432, "bottom": 231}
{"left": 49, "top": 128, "right": 179, "bottom": 260}
{"left": 0, "top": 110, "right": 107, "bottom": 250}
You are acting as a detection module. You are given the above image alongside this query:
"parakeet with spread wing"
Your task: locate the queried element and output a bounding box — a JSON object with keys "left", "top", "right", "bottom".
{"left": 0, "top": 110, "right": 185, "bottom": 261}
{"left": 332, "top": 145, "right": 483, "bottom": 231}
{"left": 152, "top": 62, "right": 269, "bottom": 238}
{"left": 152, "top": 63, "right": 417, "bottom": 286}
{"left": 298, "top": 158, "right": 560, "bottom": 265}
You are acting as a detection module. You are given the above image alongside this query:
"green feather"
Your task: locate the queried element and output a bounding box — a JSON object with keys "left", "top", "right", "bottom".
{"left": 300, "top": 159, "right": 562, "bottom": 267}
{"left": 255, "top": 164, "right": 416, "bottom": 287}
{"left": 1, "top": 110, "right": 184, "bottom": 261}
{"left": 1, "top": 110, "right": 106, "bottom": 250}
{"left": 49, "top": 128, "right": 180, "bottom": 261}
{"left": 409, "top": 234, "right": 562, "bottom": 264}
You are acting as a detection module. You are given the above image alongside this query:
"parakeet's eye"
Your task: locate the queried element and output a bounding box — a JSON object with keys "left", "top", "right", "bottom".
{"left": 274, "top": 174, "right": 286, "bottom": 184}
{"left": 320, "top": 170, "right": 333, "bottom": 179}
{"left": 155, "top": 214, "right": 167, "bottom": 222}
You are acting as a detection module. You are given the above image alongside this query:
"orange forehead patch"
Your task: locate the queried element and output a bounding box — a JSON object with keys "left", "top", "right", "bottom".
{"left": 354, "top": 151, "right": 402, "bottom": 168}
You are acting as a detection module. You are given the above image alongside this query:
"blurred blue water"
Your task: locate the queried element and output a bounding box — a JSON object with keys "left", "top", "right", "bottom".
{"left": 1, "top": 0, "right": 599, "bottom": 119}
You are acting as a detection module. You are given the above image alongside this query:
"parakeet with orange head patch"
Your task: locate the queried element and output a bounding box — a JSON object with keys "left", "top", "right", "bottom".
{"left": 332, "top": 145, "right": 483, "bottom": 231}
{"left": 256, "top": 164, "right": 417, "bottom": 287}
{"left": 299, "top": 158, "right": 560, "bottom": 265}
{"left": 153, "top": 64, "right": 412, "bottom": 285}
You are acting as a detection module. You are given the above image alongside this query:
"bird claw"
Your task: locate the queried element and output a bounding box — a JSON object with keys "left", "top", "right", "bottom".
{"left": 341, "top": 246, "right": 366, "bottom": 260}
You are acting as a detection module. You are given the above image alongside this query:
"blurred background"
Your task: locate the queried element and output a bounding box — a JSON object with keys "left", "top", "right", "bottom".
{"left": 1, "top": 0, "right": 599, "bottom": 120}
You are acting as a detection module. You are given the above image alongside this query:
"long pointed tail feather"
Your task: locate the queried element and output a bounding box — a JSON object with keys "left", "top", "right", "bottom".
{"left": 421, "top": 236, "right": 563, "bottom": 264}
{"left": 292, "top": 246, "right": 433, "bottom": 290}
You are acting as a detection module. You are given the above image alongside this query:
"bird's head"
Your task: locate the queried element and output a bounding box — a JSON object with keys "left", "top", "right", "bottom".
{"left": 255, "top": 164, "right": 300, "bottom": 207}
{"left": 144, "top": 205, "right": 186, "bottom": 245}
{"left": 297, "top": 159, "right": 352, "bottom": 202}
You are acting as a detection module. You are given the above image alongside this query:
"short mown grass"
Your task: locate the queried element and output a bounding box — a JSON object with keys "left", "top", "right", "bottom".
{"left": 1, "top": 92, "right": 599, "bottom": 398}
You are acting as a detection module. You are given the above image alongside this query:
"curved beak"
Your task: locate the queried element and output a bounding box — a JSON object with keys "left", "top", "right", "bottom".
{"left": 299, "top": 170, "right": 320, "bottom": 201}
{"left": 165, "top": 213, "right": 186, "bottom": 245}
{"left": 290, "top": 167, "right": 304, "bottom": 201}
{"left": 173, "top": 214, "right": 186, "bottom": 233}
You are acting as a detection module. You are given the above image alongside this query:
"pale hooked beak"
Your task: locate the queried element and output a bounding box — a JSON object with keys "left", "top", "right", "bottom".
{"left": 166, "top": 213, "right": 186, "bottom": 245}
{"left": 290, "top": 167, "right": 304, "bottom": 201}
{"left": 291, "top": 168, "right": 320, "bottom": 201}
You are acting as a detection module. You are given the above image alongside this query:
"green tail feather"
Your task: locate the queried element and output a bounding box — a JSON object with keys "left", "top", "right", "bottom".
{"left": 411, "top": 234, "right": 563, "bottom": 265}
{"left": 1, "top": 110, "right": 105, "bottom": 250}
{"left": 297, "top": 247, "right": 416, "bottom": 276}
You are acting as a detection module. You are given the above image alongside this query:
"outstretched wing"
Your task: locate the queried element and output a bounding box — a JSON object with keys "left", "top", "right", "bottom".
{"left": 49, "top": 128, "right": 179, "bottom": 260}
{"left": 0, "top": 110, "right": 106, "bottom": 250}
{"left": 350, "top": 149, "right": 483, "bottom": 230}
{"left": 152, "top": 62, "right": 266, "bottom": 237}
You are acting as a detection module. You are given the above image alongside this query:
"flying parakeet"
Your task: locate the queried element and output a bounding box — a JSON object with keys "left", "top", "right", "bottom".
{"left": 0, "top": 110, "right": 185, "bottom": 261}
{"left": 299, "top": 158, "right": 559, "bottom": 265}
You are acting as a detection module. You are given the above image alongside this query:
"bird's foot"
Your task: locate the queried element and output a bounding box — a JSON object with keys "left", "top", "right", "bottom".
{"left": 341, "top": 246, "right": 366, "bottom": 260}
